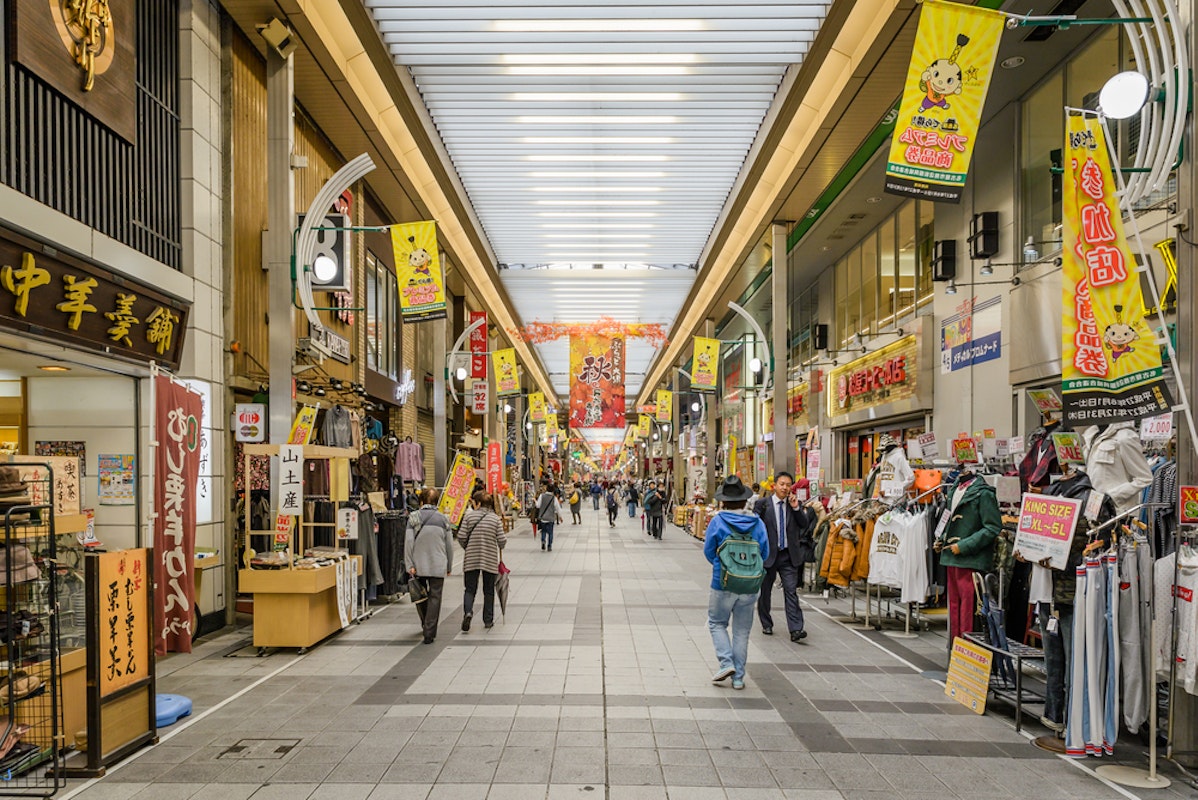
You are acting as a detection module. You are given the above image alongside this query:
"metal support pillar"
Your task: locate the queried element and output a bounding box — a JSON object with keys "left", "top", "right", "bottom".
{"left": 772, "top": 221, "right": 791, "bottom": 475}
{"left": 704, "top": 318, "right": 718, "bottom": 500}
{"left": 433, "top": 316, "right": 448, "bottom": 485}
{"left": 265, "top": 49, "right": 295, "bottom": 443}
{"left": 672, "top": 369, "right": 683, "bottom": 504}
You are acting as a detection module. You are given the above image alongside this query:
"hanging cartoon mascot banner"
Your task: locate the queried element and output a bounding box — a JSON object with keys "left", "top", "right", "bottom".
{"left": 391, "top": 220, "right": 447, "bottom": 322}
{"left": 656, "top": 389, "right": 673, "bottom": 423}
{"left": 492, "top": 348, "right": 520, "bottom": 396}
{"left": 637, "top": 414, "right": 652, "bottom": 439}
{"left": 568, "top": 334, "right": 625, "bottom": 429}
{"left": 1061, "top": 114, "right": 1172, "bottom": 426}
{"left": 884, "top": 0, "right": 1004, "bottom": 203}
{"left": 529, "top": 391, "right": 546, "bottom": 422}
{"left": 691, "top": 336, "right": 720, "bottom": 392}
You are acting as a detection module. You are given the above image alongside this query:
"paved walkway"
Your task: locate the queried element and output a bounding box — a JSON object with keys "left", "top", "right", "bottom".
{"left": 62, "top": 506, "right": 1190, "bottom": 800}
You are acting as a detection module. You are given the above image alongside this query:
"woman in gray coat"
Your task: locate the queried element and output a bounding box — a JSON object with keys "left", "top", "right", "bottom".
{"left": 405, "top": 488, "right": 455, "bottom": 644}
{"left": 457, "top": 491, "right": 507, "bottom": 631}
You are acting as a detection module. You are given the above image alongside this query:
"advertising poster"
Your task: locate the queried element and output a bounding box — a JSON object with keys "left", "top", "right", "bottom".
{"left": 656, "top": 389, "right": 673, "bottom": 423}
{"left": 1012, "top": 493, "right": 1082, "bottom": 569}
{"left": 568, "top": 334, "right": 625, "bottom": 429}
{"left": 691, "top": 336, "right": 720, "bottom": 392}
{"left": 468, "top": 310, "right": 488, "bottom": 378}
{"left": 98, "top": 454, "right": 135, "bottom": 505}
{"left": 1062, "top": 114, "right": 1172, "bottom": 425}
{"left": 391, "top": 220, "right": 447, "bottom": 322}
{"left": 529, "top": 391, "right": 545, "bottom": 422}
{"left": 546, "top": 412, "right": 560, "bottom": 441}
{"left": 637, "top": 414, "right": 651, "bottom": 439}
{"left": 492, "top": 348, "right": 520, "bottom": 396}
{"left": 940, "top": 296, "right": 1001, "bottom": 373}
{"left": 438, "top": 453, "right": 476, "bottom": 527}
{"left": 288, "top": 405, "right": 317, "bottom": 445}
{"left": 1179, "top": 486, "right": 1198, "bottom": 525}
{"left": 946, "top": 637, "right": 994, "bottom": 714}
{"left": 884, "top": 0, "right": 1004, "bottom": 203}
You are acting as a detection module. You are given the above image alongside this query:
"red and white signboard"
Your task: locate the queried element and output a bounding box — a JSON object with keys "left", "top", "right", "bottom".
{"left": 233, "top": 403, "right": 266, "bottom": 443}
{"left": 1179, "top": 486, "right": 1198, "bottom": 525}
{"left": 471, "top": 379, "right": 489, "bottom": 415}
{"left": 487, "top": 441, "right": 502, "bottom": 493}
{"left": 469, "top": 310, "right": 488, "bottom": 379}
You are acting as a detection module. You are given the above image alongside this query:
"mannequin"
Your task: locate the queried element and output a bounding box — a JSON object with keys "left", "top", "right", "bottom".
{"left": 867, "top": 433, "right": 914, "bottom": 499}
{"left": 1019, "top": 415, "right": 1063, "bottom": 492}
{"left": 935, "top": 469, "right": 1001, "bottom": 647}
{"left": 1081, "top": 422, "right": 1153, "bottom": 514}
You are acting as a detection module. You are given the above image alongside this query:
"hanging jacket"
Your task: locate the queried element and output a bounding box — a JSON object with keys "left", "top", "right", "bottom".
{"left": 871, "top": 446, "right": 915, "bottom": 499}
{"left": 819, "top": 519, "right": 858, "bottom": 588}
{"left": 851, "top": 517, "right": 876, "bottom": 582}
{"left": 937, "top": 476, "right": 1001, "bottom": 572}
{"left": 1018, "top": 423, "right": 1061, "bottom": 492}
{"left": 1082, "top": 423, "right": 1154, "bottom": 514}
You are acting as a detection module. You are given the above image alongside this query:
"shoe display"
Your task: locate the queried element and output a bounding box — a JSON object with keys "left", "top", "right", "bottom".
{"left": 711, "top": 666, "right": 735, "bottom": 683}
{"left": 732, "top": 679, "right": 745, "bottom": 690}
{"left": 462, "top": 614, "right": 472, "bottom": 632}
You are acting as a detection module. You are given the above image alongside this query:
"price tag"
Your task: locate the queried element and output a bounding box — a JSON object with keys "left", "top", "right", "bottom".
{"left": 934, "top": 509, "right": 951, "bottom": 542}
{"left": 337, "top": 507, "right": 360, "bottom": 541}
{"left": 1084, "top": 490, "right": 1105, "bottom": 522}
{"left": 1009, "top": 435, "right": 1025, "bottom": 455}
{"left": 1047, "top": 616, "right": 1059, "bottom": 634}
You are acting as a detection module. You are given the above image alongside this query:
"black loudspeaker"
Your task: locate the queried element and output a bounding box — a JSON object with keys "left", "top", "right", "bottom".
{"left": 810, "top": 323, "right": 828, "bottom": 351}
{"left": 968, "top": 211, "right": 999, "bottom": 259}
{"left": 932, "top": 240, "right": 957, "bottom": 282}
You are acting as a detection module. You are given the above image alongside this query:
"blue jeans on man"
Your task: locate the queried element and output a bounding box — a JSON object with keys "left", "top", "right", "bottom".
{"left": 707, "top": 588, "right": 758, "bottom": 681}
{"left": 628, "top": 501, "right": 637, "bottom": 517}
{"left": 540, "top": 521, "right": 555, "bottom": 550}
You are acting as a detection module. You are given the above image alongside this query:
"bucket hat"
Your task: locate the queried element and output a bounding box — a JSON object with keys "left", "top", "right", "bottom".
{"left": 714, "top": 476, "right": 754, "bottom": 502}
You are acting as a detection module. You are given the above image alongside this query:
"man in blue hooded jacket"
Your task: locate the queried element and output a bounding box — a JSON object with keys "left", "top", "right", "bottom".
{"left": 703, "top": 476, "right": 769, "bottom": 690}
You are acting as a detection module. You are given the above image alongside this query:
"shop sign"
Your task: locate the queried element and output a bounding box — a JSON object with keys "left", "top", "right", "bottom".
{"left": 471, "top": 379, "right": 489, "bottom": 415}
{"left": 946, "top": 636, "right": 993, "bottom": 714}
{"left": 1179, "top": 486, "right": 1198, "bottom": 525}
{"left": 754, "top": 441, "right": 768, "bottom": 483}
{"left": 951, "top": 437, "right": 978, "bottom": 464}
{"left": 940, "top": 296, "right": 1001, "bottom": 373}
{"left": 492, "top": 348, "right": 520, "bottom": 396}
{"left": 438, "top": 453, "right": 476, "bottom": 527}
{"left": 11, "top": 454, "right": 81, "bottom": 515}
{"left": 1051, "top": 431, "right": 1084, "bottom": 464}
{"left": 95, "top": 548, "right": 150, "bottom": 697}
{"left": 787, "top": 382, "right": 810, "bottom": 428}
{"left": 391, "top": 221, "right": 447, "bottom": 322}
{"left": 0, "top": 229, "right": 190, "bottom": 369}
{"left": 276, "top": 445, "right": 304, "bottom": 517}
{"left": 884, "top": 0, "right": 1003, "bottom": 203}
{"left": 1140, "top": 412, "right": 1173, "bottom": 442}
{"left": 469, "top": 311, "right": 488, "bottom": 378}
{"left": 827, "top": 335, "right": 919, "bottom": 419}
{"left": 690, "top": 336, "right": 720, "bottom": 391}
{"left": 1012, "top": 493, "right": 1082, "bottom": 569}
{"left": 1062, "top": 115, "right": 1172, "bottom": 425}
{"left": 234, "top": 403, "right": 266, "bottom": 443}
{"left": 308, "top": 327, "right": 350, "bottom": 364}
{"left": 487, "top": 441, "right": 502, "bottom": 493}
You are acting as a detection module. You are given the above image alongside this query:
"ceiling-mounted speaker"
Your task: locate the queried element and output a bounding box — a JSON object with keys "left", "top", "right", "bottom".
{"left": 810, "top": 323, "right": 828, "bottom": 351}
{"left": 932, "top": 240, "right": 957, "bottom": 282}
{"left": 968, "top": 212, "right": 999, "bottom": 260}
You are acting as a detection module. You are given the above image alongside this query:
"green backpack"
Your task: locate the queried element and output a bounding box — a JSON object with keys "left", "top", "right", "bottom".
{"left": 717, "top": 532, "right": 765, "bottom": 594}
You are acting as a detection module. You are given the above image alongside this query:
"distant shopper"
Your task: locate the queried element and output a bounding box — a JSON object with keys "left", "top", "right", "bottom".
{"left": 605, "top": 483, "right": 619, "bottom": 527}
{"left": 457, "top": 491, "right": 506, "bottom": 632}
{"left": 590, "top": 480, "right": 602, "bottom": 510}
{"left": 626, "top": 482, "right": 640, "bottom": 518}
{"left": 643, "top": 480, "right": 665, "bottom": 539}
{"left": 749, "top": 483, "right": 762, "bottom": 507}
{"left": 703, "top": 476, "right": 768, "bottom": 690}
{"left": 536, "top": 482, "right": 563, "bottom": 551}
{"left": 568, "top": 483, "right": 583, "bottom": 524}
{"left": 405, "top": 488, "right": 455, "bottom": 644}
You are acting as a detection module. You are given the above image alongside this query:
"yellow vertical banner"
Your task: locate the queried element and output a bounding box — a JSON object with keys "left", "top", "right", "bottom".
{"left": 691, "top": 337, "right": 720, "bottom": 391}
{"left": 492, "top": 348, "right": 520, "bottom": 396}
{"left": 391, "top": 221, "right": 447, "bottom": 322}
{"left": 656, "top": 389, "right": 673, "bottom": 423}
{"left": 1061, "top": 115, "right": 1172, "bottom": 425}
{"left": 728, "top": 434, "right": 739, "bottom": 475}
{"left": 884, "top": 0, "right": 1004, "bottom": 203}
{"left": 546, "top": 412, "right": 560, "bottom": 439}
{"left": 637, "top": 414, "right": 651, "bottom": 438}
{"left": 529, "top": 391, "right": 545, "bottom": 422}
{"left": 438, "top": 453, "right": 476, "bottom": 526}
{"left": 287, "top": 406, "right": 317, "bottom": 444}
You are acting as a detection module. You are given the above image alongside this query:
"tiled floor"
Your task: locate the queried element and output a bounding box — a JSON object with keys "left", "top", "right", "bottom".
{"left": 60, "top": 508, "right": 1195, "bottom": 800}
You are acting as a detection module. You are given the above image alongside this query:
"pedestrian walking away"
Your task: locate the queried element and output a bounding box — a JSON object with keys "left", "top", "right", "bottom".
{"left": 590, "top": 480, "right": 602, "bottom": 510}
{"left": 703, "top": 476, "right": 768, "bottom": 690}
{"left": 644, "top": 479, "right": 665, "bottom": 539}
{"left": 605, "top": 483, "right": 619, "bottom": 526}
{"left": 405, "top": 488, "right": 456, "bottom": 644}
{"left": 754, "top": 472, "right": 817, "bottom": 642}
{"left": 568, "top": 482, "right": 583, "bottom": 524}
{"left": 457, "top": 491, "right": 507, "bottom": 632}
{"left": 626, "top": 482, "right": 640, "bottom": 518}
{"left": 536, "top": 482, "right": 563, "bottom": 551}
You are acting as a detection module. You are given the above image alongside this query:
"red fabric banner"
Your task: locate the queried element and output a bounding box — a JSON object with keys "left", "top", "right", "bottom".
{"left": 569, "top": 334, "right": 625, "bottom": 429}
{"left": 153, "top": 374, "right": 202, "bottom": 655}
{"left": 469, "top": 310, "right": 488, "bottom": 378}
{"left": 487, "top": 441, "right": 502, "bottom": 493}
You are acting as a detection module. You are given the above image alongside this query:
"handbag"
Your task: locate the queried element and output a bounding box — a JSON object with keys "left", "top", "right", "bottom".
{"left": 407, "top": 576, "right": 427, "bottom": 604}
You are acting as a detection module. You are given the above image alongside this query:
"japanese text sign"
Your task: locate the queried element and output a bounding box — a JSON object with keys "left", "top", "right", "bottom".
{"left": 945, "top": 636, "right": 994, "bottom": 714}
{"left": 885, "top": 0, "right": 1004, "bottom": 203}
{"left": 951, "top": 437, "right": 978, "bottom": 464}
{"left": 391, "top": 221, "right": 447, "bottom": 322}
{"left": 1013, "top": 493, "right": 1082, "bottom": 570}
{"left": 1179, "top": 486, "right": 1198, "bottom": 525}
{"left": 637, "top": 414, "right": 651, "bottom": 438}
{"left": 529, "top": 391, "right": 545, "bottom": 422}
{"left": 492, "top": 348, "right": 520, "bottom": 396}
{"left": 288, "top": 406, "right": 317, "bottom": 445}
{"left": 690, "top": 336, "right": 720, "bottom": 392}
{"left": 471, "top": 379, "right": 489, "bottom": 415}
{"left": 11, "top": 455, "right": 81, "bottom": 515}
{"left": 1140, "top": 412, "right": 1173, "bottom": 442}
{"left": 1062, "top": 114, "right": 1172, "bottom": 426}
{"left": 569, "top": 334, "right": 625, "bottom": 428}
{"left": 918, "top": 432, "right": 939, "bottom": 459}
{"left": 1051, "top": 431, "right": 1084, "bottom": 464}
{"left": 656, "top": 389, "right": 673, "bottom": 423}
{"left": 0, "top": 229, "right": 189, "bottom": 368}
{"left": 438, "top": 453, "right": 476, "bottom": 527}
{"left": 96, "top": 548, "right": 150, "bottom": 698}
{"left": 276, "top": 445, "right": 304, "bottom": 517}
{"left": 468, "top": 310, "right": 488, "bottom": 378}
{"left": 487, "top": 441, "right": 502, "bottom": 493}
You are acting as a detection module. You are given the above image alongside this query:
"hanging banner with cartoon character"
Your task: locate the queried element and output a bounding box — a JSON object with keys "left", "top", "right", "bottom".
{"left": 637, "top": 414, "right": 652, "bottom": 439}
{"left": 1062, "top": 114, "right": 1172, "bottom": 426}
{"left": 656, "top": 389, "right": 673, "bottom": 423}
{"left": 391, "top": 220, "right": 447, "bottom": 322}
{"left": 884, "top": 0, "right": 1004, "bottom": 203}
{"left": 568, "top": 334, "right": 625, "bottom": 429}
{"left": 691, "top": 336, "right": 720, "bottom": 393}
{"left": 529, "top": 391, "right": 546, "bottom": 422}
{"left": 492, "top": 348, "right": 520, "bottom": 396}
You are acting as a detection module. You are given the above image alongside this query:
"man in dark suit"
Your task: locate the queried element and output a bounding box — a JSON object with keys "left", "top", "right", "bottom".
{"left": 754, "top": 471, "right": 815, "bottom": 642}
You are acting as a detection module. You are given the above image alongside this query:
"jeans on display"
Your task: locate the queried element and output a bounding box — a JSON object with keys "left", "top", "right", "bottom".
{"left": 463, "top": 569, "right": 497, "bottom": 626}
{"left": 708, "top": 588, "right": 759, "bottom": 681}
{"left": 1039, "top": 602, "right": 1074, "bottom": 725}
{"left": 946, "top": 566, "right": 977, "bottom": 644}
{"left": 628, "top": 502, "right": 637, "bottom": 517}
{"left": 540, "top": 521, "right": 555, "bottom": 549}
{"left": 758, "top": 551, "right": 804, "bottom": 634}
{"left": 648, "top": 515, "right": 663, "bottom": 538}
{"left": 413, "top": 576, "right": 445, "bottom": 641}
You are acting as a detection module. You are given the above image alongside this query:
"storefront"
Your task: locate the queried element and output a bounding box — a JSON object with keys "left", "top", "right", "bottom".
{"left": 825, "top": 317, "right": 934, "bottom": 481}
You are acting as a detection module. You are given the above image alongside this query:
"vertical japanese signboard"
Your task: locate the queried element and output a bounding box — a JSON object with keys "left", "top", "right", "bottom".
{"left": 276, "top": 445, "right": 304, "bottom": 516}
{"left": 569, "top": 334, "right": 625, "bottom": 428}
{"left": 153, "top": 375, "right": 201, "bottom": 656}
{"left": 471, "top": 380, "right": 489, "bottom": 415}
{"left": 391, "top": 221, "right": 447, "bottom": 322}
{"left": 97, "top": 549, "right": 149, "bottom": 696}
{"left": 637, "top": 414, "right": 652, "bottom": 438}
{"left": 529, "top": 391, "right": 546, "bottom": 422}
{"left": 656, "top": 389, "right": 673, "bottom": 423}
{"left": 884, "top": 0, "right": 1003, "bottom": 203}
{"left": 438, "top": 453, "right": 476, "bottom": 527}
{"left": 468, "top": 310, "right": 488, "bottom": 378}
{"left": 492, "top": 348, "right": 520, "bottom": 396}
{"left": 487, "top": 441, "right": 502, "bottom": 493}
{"left": 691, "top": 337, "right": 720, "bottom": 392}
{"left": 945, "top": 637, "right": 993, "bottom": 713}
{"left": 1062, "top": 114, "right": 1172, "bottom": 425}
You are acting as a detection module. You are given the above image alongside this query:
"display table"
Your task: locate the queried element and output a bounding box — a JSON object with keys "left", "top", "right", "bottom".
{"left": 239, "top": 556, "right": 362, "bottom": 652}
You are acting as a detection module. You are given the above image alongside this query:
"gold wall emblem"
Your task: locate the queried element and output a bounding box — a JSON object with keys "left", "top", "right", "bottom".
{"left": 51, "top": 0, "right": 115, "bottom": 91}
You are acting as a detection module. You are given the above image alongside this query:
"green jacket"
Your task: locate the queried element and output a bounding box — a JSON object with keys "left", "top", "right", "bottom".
{"left": 937, "top": 477, "right": 1001, "bottom": 572}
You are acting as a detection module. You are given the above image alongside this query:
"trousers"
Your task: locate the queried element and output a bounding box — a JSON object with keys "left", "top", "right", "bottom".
{"left": 945, "top": 566, "right": 977, "bottom": 644}
{"left": 1039, "top": 602, "right": 1074, "bottom": 725}
{"left": 648, "top": 515, "right": 663, "bottom": 538}
{"left": 463, "top": 569, "right": 496, "bottom": 626}
{"left": 758, "top": 550, "right": 804, "bottom": 634}
{"left": 413, "top": 576, "right": 445, "bottom": 641}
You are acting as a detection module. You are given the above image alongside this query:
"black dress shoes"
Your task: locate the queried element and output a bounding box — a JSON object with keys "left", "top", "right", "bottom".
{"left": 790, "top": 630, "right": 808, "bottom": 642}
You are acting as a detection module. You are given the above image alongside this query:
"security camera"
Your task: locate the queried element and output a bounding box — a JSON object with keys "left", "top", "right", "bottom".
{"left": 257, "top": 18, "right": 298, "bottom": 59}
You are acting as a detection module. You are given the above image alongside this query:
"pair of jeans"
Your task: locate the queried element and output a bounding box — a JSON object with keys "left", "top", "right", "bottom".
{"left": 608, "top": 507, "right": 618, "bottom": 525}
{"left": 628, "top": 501, "right": 637, "bottom": 517}
{"left": 1039, "top": 602, "right": 1074, "bottom": 726}
{"left": 648, "top": 515, "right": 663, "bottom": 538}
{"left": 758, "top": 550, "right": 804, "bottom": 634}
{"left": 540, "top": 521, "right": 555, "bottom": 548}
{"left": 463, "top": 569, "right": 497, "bottom": 626}
{"left": 592, "top": 495, "right": 599, "bottom": 509}
{"left": 946, "top": 566, "right": 977, "bottom": 644}
{"left": 708, "top": 588, "right": 758, "bottom": 680}
{"left": 413, "top": 576, "right": 445, "bottom": 641}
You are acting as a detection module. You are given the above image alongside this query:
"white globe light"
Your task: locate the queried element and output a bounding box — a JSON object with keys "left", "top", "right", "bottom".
{"left": 455, "top": 366, "right": 468, "bottom": 381}
{"left": 749, "top": 357, "right": 763, "bottom": 373}
{"left": 312, "top": 255, "right": 338, "bottom": 283}
{"left": 503, "top": 403, "right": 513, "bottom": 414}
{"left": 1099, "top": 71, "right": 1150, "bottom": 120}
{"left": 691, "top": 401, "right": 700, "bottom": 412}
{"left": 526, "top": 421, "right": 533, "bottom": 430}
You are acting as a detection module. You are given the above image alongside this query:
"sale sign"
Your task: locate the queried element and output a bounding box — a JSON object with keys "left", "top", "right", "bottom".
{"left": 438, "top": 453, "right": 476, "bottom": 527}
{"left": 1179, "top": 486, "right": 1198, "bottom": 525}
{"left": 951, "top": 437, "right": 978, "bottom": 464}
{"left": 1013, "top": 493, "right": 1082, "bottom": 569}
{"left": 1051, "top": 431, "right": 1085, "bottom": 464}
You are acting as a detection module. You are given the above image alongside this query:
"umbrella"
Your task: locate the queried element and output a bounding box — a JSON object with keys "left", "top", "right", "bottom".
{"left": 496, "top": 561, "right": 511, "bottom": 621}
{"left": 974, "top": 572, "right": 1014, "bottom": 686}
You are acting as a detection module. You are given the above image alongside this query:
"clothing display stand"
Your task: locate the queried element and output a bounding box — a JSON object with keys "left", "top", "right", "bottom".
{"left": 238, "top": 444, "right": 363, "bottom": 654}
